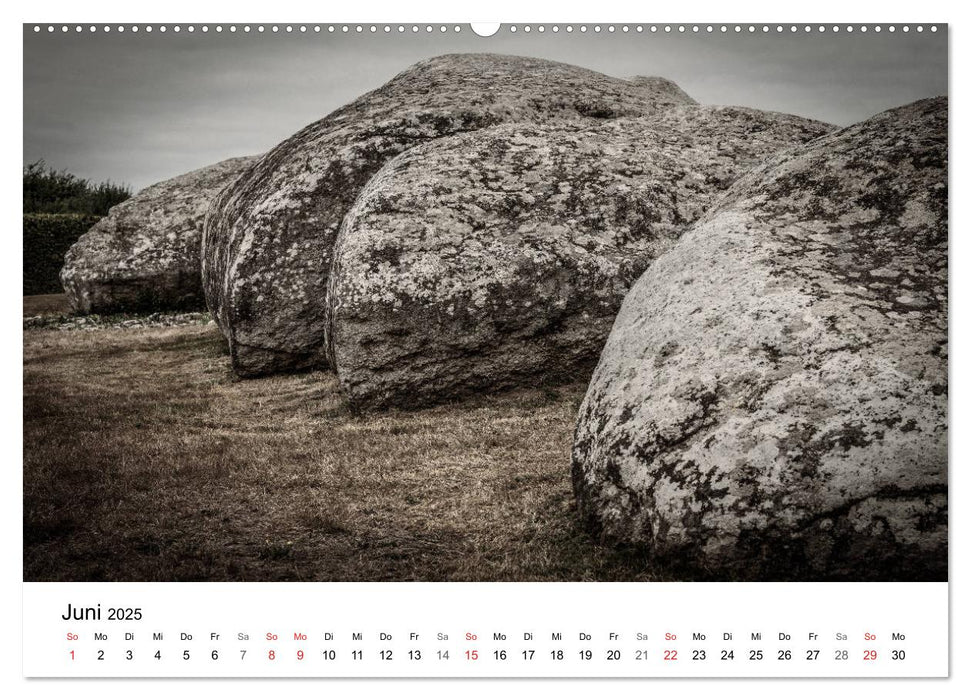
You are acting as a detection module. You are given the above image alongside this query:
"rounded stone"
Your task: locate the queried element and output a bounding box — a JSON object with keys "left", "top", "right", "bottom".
{"left": 571, "top": 97, "right": 947, "bottom": 580}
{"left": 61, "top": 156, "right": 257, "bottom": 314}
{"left": 327, "top": 104, "right": 831, "bottom": 409}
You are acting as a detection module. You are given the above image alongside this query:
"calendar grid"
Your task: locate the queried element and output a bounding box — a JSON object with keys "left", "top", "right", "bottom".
{"left": 24, "top": 582, "right": 949, "bottom": 678}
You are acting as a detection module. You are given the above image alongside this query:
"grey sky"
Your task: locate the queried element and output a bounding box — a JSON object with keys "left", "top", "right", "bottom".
{"left": 23, "top": 25, "right": 948, "bottom": 191}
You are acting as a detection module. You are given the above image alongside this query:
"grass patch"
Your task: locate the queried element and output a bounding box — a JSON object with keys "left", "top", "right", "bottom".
{"left": 24, "top": 322, "right": 668, "bottom": 582}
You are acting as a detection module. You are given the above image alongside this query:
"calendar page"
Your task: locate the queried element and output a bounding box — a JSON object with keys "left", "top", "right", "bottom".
{"left": 20, "top": 10, "right": 951, "bottom": 685}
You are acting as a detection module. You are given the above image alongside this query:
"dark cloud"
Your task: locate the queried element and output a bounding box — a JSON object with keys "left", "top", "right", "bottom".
{"left": 24, "top": 25, "right": 947, "bottom": 190}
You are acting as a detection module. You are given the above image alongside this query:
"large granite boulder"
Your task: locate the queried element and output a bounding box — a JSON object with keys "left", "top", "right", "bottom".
{"left": 202, "top": 54, "right": 699, "bottom": 377}
{"left": 572, "top": 97, "right": 947, "bottom": 580}
{"left": 61, "top": 156, "right": 257, "bottom": 313}
{"left": 327, "top": 106, "right": 832, "bottom": 409}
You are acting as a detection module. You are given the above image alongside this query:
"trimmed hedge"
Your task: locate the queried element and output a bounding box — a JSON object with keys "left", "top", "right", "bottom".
{"left": 23, "top": 213, "right": 100, "bottom": 296}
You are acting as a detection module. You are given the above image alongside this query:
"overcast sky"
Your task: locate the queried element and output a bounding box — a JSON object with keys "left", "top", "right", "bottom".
{"left": 24, "top": 25, "right": 948, "bottom": 191}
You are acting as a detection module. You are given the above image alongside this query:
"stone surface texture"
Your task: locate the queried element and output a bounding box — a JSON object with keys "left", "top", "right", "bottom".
{"left": 61, "top": 156, "right": 257, "bottom": 313}
{"left": 571, "top": 97, "right": 947, "bottom": 580}
{"left": 328, "top": 105, "right": 832, "bottom": 408}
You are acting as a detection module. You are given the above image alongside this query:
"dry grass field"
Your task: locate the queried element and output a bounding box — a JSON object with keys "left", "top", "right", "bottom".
{"left": 23, "top": 295, "right": 671, "bottom": 582}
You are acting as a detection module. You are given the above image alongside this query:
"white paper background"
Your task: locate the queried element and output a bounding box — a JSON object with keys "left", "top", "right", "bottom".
{"left": 4, "top": 0, "right": 964, "bottom": 698}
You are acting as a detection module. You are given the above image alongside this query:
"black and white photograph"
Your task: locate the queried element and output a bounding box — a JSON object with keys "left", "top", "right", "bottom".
{"left": 22, "top": 23, "right": 948, "bottom": 585}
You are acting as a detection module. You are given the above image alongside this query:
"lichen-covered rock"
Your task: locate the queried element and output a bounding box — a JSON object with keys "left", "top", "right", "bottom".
{"left": 625, "top": 76, "right": 696, "bottom": 104}
{"left": 202, "top": 53, "right": 700, "bottom": 377}
{"left": 572, "top": 97, "right": 947, "bottom": 580}
{"left": 327, "top": 106, "right": 832, "bottom": 408}
{"left": 61, "top": 156, "right": 257, "bottom": 313}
